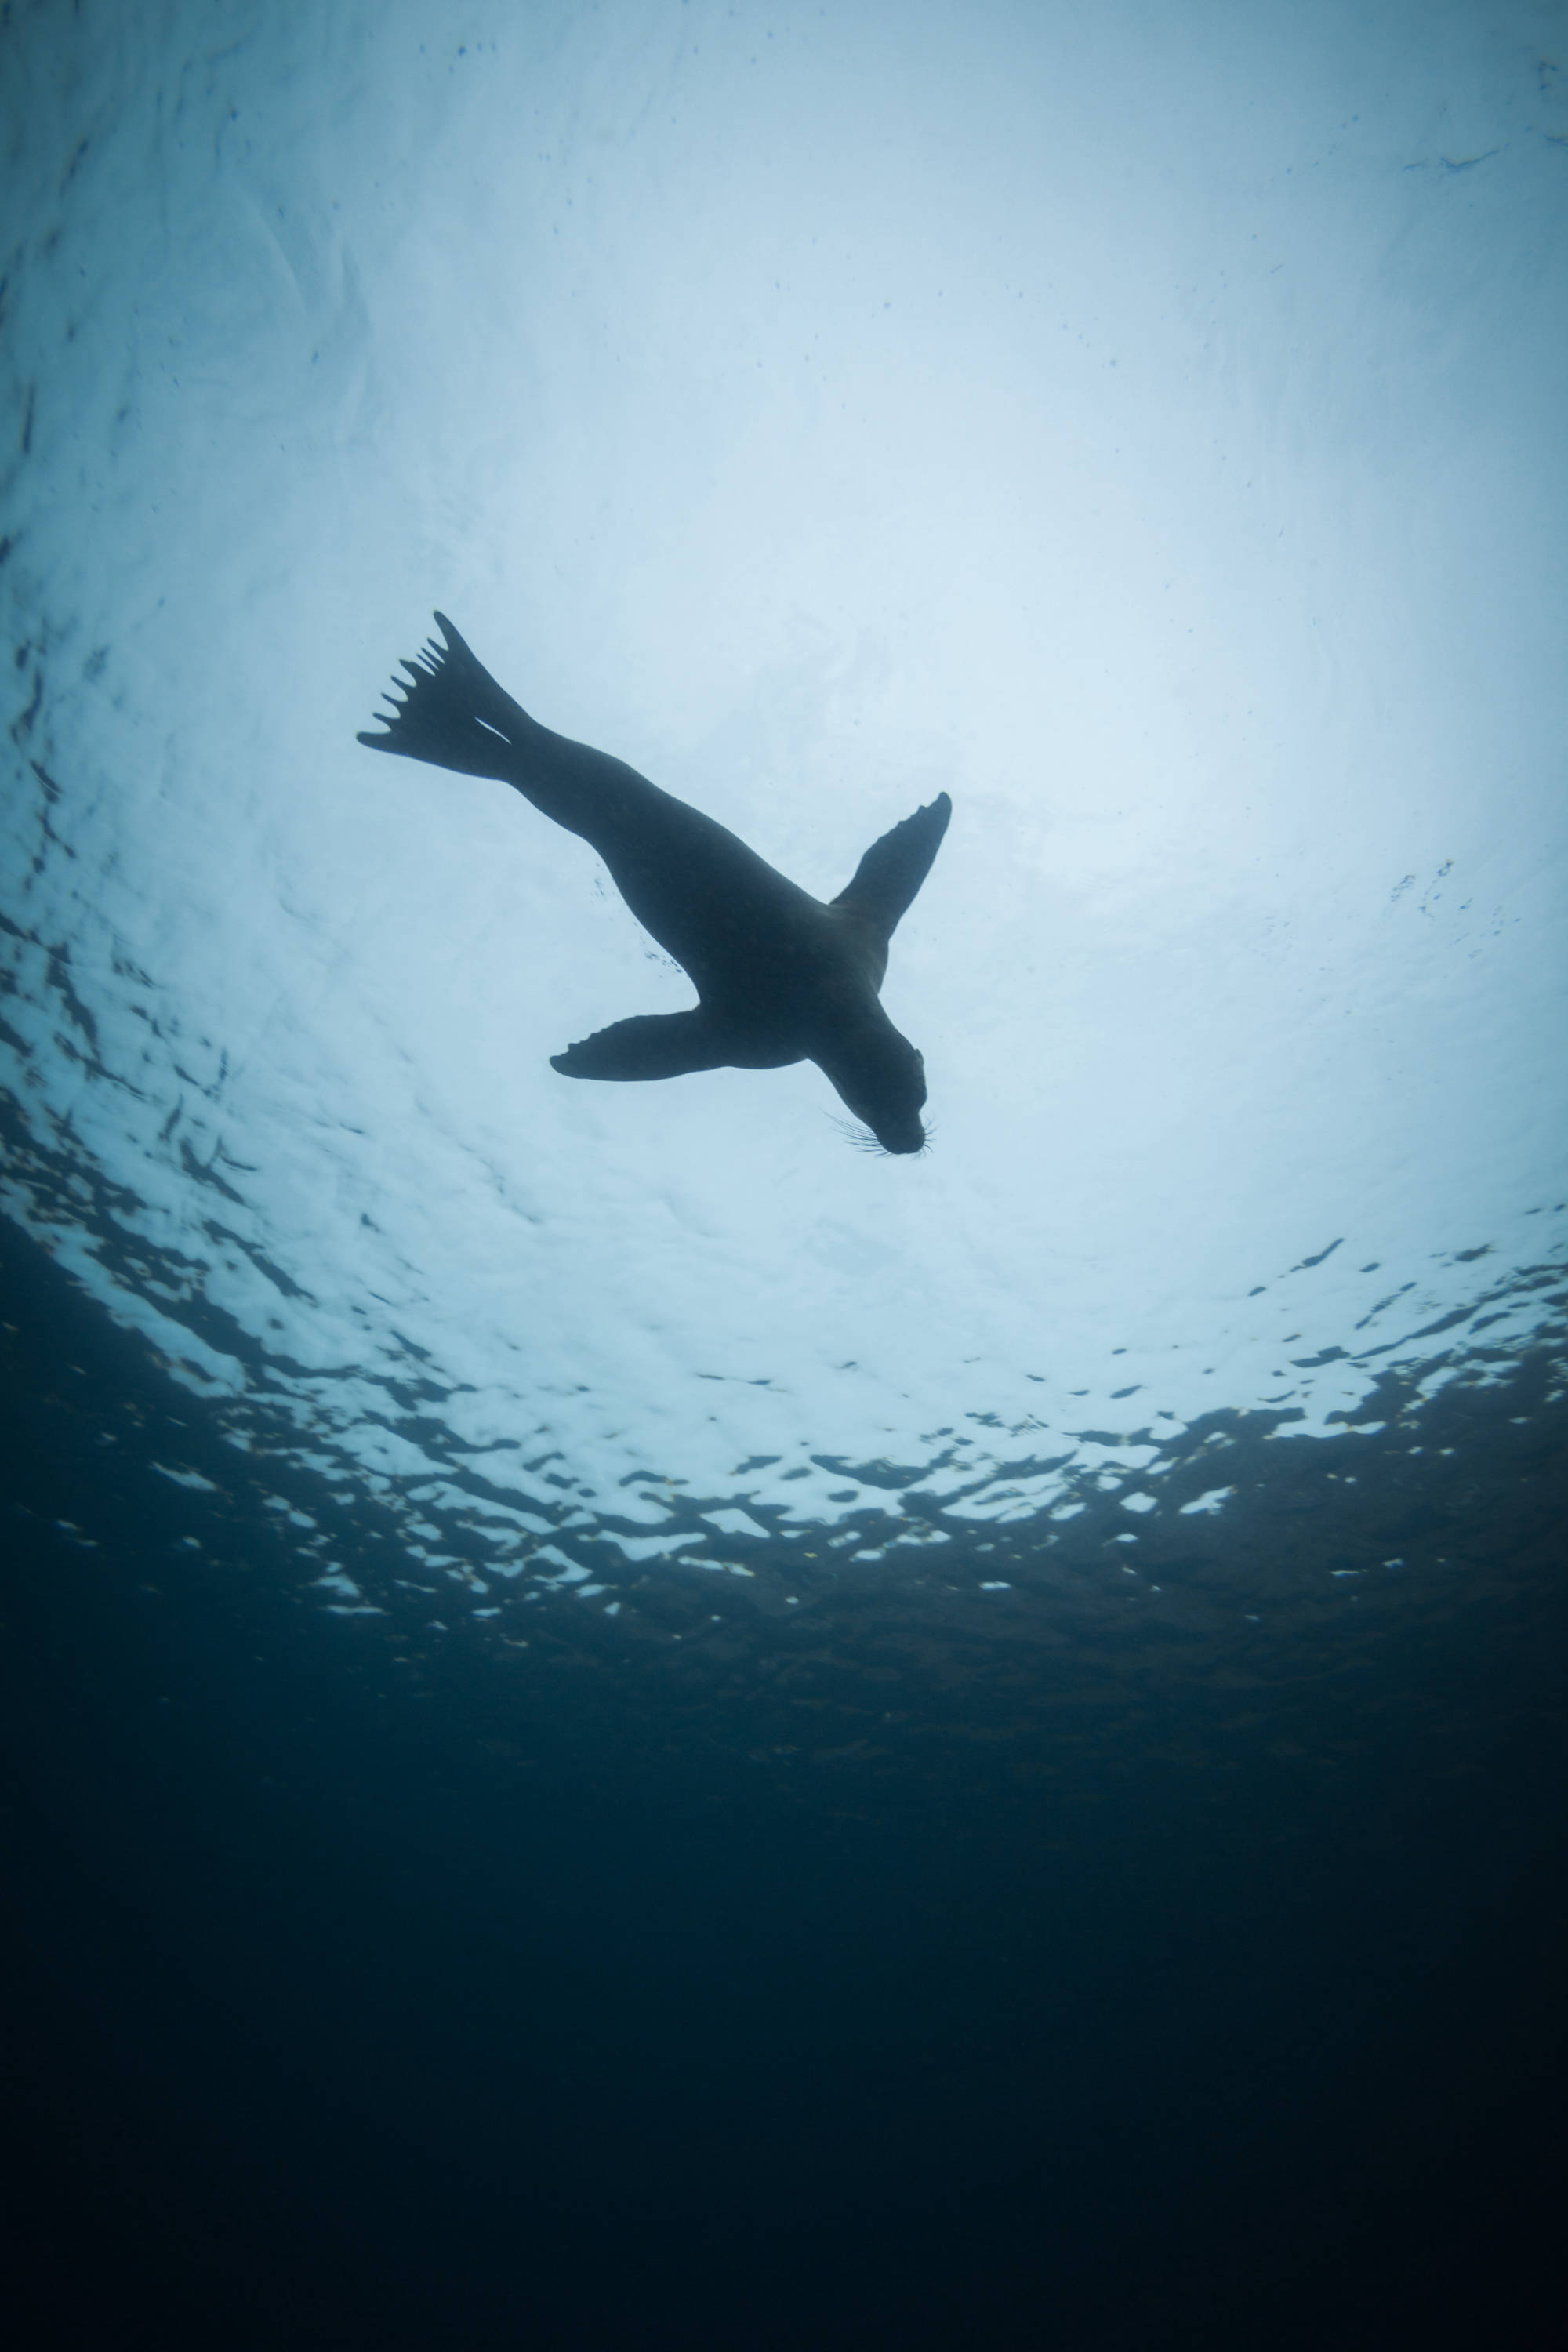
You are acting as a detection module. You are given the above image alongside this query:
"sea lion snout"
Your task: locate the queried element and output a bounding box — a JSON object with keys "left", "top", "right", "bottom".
{"left": 873, "top": 1110, "right": 927, "bottom": 1156}
{"left": 823, "top": 1031, "right": 928, "bottom": 1155}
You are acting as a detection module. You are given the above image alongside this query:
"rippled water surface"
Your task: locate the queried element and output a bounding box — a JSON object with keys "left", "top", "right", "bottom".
{"left": 4, "top": 7, "right": 1566, "bottom": 2343}
{"left": 5, "top": 0, "right": 1565, "bottom": 1639}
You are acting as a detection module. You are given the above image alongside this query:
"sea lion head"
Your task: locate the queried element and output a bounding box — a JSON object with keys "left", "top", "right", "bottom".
{"left": 825, "top": 1025, "right": 929, "bottom": 1156}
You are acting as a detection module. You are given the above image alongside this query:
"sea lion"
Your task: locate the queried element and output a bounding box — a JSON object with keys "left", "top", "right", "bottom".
{"left": 358, "top": 613, "right": 951, "bottom": 1154}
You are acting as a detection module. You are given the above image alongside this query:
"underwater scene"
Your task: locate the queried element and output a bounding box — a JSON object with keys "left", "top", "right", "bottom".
{"left": 4, "top": 3, "right": 1565, "bottom": 2347}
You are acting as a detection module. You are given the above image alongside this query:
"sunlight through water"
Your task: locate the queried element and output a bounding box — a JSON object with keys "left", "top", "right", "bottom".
{"left": 4, "top": 0, "right": 1566, "bottom": 1627}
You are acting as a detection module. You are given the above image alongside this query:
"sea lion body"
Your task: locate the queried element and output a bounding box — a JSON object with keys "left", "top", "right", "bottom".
{"left": 358, "top": 614, "right": 950, "bottom": 1153}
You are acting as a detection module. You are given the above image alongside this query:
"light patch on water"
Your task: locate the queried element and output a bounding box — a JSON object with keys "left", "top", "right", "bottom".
{"left": 2, "top": 0, "right": 1565, "bottom": 1615}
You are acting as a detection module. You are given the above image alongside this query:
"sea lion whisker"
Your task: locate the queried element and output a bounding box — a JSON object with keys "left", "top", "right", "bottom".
{"left": 826, "top": 1112, "right": 895, "bottom": 1156}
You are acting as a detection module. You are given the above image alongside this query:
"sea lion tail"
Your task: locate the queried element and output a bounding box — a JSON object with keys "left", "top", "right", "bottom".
{"left": 357, "top": 612, "right": 533, "bottom": 780}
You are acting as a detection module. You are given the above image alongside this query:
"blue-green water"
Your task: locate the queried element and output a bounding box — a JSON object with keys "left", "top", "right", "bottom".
{"left": 4, "top": 4, "right": 1566, "bottom": 2344}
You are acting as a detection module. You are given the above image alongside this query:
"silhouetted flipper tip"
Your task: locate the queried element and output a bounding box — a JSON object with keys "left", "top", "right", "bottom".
{"left": 833, "top": 790, "right": 953, "bottom": 938}
{"left": 356, "top": 612, "right": 527, "bottom": 775}
{"left": 550, "top": 1010, "right": 727, "bottom": 1082}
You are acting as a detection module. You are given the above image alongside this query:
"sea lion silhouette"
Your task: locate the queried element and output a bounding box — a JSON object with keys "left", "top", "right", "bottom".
{"left": 358, "top": 614, "right": 951, "bottom": 1154}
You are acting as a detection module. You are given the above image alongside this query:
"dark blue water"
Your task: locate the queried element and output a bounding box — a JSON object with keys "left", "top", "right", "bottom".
{"left": 6, "top": 4, "right": 1567, "bottom": 2344}
{"left": 5, "top": 1214, "right": 1565, "bottom": 2349}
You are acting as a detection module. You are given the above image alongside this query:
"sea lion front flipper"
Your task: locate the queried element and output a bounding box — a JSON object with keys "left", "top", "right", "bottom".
{"left": 833, "top": 792, "right": 953, "bottom": 941}
{"left": 550, "top": 1010, "right": 731, "bottom": 1083}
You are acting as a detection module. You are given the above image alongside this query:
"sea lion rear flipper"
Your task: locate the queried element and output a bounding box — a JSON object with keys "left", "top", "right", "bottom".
{"left": 833, "top": 792, "right": 952, "bottom": 939}
{"left": 550, "top": 1010, "right": 731, "bottom": 1083}
{"left": 358, "top": 612, "right": 533, "bottom": 780}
